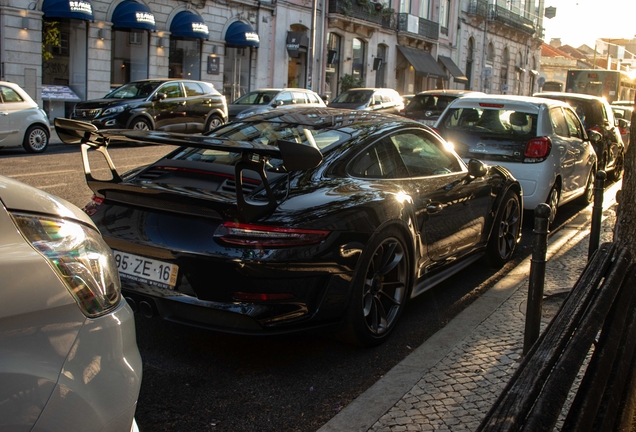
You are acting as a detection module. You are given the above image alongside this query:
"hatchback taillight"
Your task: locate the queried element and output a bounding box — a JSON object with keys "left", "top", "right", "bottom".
{"left": 524, "top": 137, "right": 552, "bottom": 162}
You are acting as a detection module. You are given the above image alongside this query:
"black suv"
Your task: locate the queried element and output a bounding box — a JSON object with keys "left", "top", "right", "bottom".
{"left": 71, "top": 79, "right": 228, "bottom": 133}
{"left": 535, "top": 92, "right": 625, "bottom": 180}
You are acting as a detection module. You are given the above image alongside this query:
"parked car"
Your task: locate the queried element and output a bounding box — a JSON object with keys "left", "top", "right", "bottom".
{"left": 328, "top": 88, "right": 404, "bottom": 114}
{"left": 534, "top": 92, "right": 624, "bottom": 180}
{"left": 71, "top": 78, "right": 228, "bottom": 133}
{"left": 611, "top": 104, "right": 632, "bottom": 147}
{"left": 0, "top": 81, "right": 50, "bottom": 153}
{"left": 230, "top": 88, "right": 326, "bottom": 120}
{"left": 402, "top": 89, "right": 484, "bottom": 126}
{"left": 435, "top": 95, "right": 598, "bottom": 222}
{"left": 55, "top": 108, "right": 522, "bottom": 346}
{"left": 0, "top": 174, "right": 142, "bottom": 431}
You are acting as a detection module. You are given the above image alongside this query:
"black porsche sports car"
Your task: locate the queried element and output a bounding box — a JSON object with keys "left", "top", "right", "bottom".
{"left": 55, "top": 108, "right": 522, "bottom": 346}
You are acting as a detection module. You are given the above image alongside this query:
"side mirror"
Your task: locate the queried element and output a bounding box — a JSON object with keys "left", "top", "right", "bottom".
{"left": 586, "top": 129, "right": 603, "bottom": 144}
{"left": 153, "top": 92, "right": 167, "bottom": 102}
{"left": 273, "top": 100, "right": 284, "bottom": 107}
{"left": 467, "top": 158, "right": 488, "bottom": 178}
{"left": 617, "top": 118, "right": 629, "bottom": 128}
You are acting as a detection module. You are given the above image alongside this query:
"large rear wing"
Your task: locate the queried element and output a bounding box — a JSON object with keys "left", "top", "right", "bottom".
{"left": 54, "top": 118, "right": 323, "bottom": 221}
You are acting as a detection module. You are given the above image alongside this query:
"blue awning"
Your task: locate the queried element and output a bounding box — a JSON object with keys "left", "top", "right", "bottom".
{"left": 225, "top": 21, "right": 260, "bottom": 48}
{"left": 112, "top": 0, "right": 156, "bottom": 31}
{"left": 42, "top": 0, "right": 94, "bottom": 21}
{"left": 170, "top": 11, "right": 209, "bottom": 40}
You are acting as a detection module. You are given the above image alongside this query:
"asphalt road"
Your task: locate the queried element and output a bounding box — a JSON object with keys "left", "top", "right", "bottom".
{"left": 0, "top": 140, "right": 592, "bottom": 432}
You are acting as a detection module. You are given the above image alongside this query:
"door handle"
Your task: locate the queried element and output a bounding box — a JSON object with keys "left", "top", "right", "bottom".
{"left": 178, "top": 101, "right": 186, "bottom": 106}
{"left": 426, "top": 203, "right": 444, "bottom": 214}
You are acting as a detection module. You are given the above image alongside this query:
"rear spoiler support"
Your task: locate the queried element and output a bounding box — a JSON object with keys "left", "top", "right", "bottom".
{"left": 54, "top": 118, "right": 323, "bottom": 222}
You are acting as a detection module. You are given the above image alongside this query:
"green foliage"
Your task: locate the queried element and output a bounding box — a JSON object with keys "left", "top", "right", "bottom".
{"left": 339, "top": 73, "right": 363, "bottom": 92}
{"left": 42, "top": 21, "right": 61, "bottom": 60}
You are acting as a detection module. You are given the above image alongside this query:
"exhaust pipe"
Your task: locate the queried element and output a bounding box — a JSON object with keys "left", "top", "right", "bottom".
{"left": 125, "top": 297, "right": 137, "bottom": 312}
{"left": 138, "top": 301, "right": 155, "bottom": 318}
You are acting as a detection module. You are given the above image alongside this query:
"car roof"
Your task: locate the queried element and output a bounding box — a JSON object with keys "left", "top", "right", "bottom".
{"left": 414, "top": 89, "right": 484, "bottom": 96}
{"left": 534, "top": 92, "right": 609, "bottom": 103}
{"left": 448, "top": 94, "right": 570, "bottom": 112}
{"left": 234, "top": 106, "right": 417, "bottom": 126}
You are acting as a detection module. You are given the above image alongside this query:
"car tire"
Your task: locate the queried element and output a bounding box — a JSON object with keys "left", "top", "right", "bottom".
{"left": 576, "top": 168, "right": 595, "bottom": 205}
{"left": 608, "top": 149, "right": 624, "bottom": 182}
{"left": 205, "top": 115, "right": 224, "bottom": 132}
{"left": 486, "top": 190, "right": 521, "bottom": 269}
{"left": 341, "top": 228, "right": 411, "bottom": 347}
{"left": 131, "top": 118, "right": 152, "bottom": 131}
{"left": 22, "top": 125, "right": 50, "bottom": 153}
{"left": 545, "top": 184, "right": 560, "bottom": 225}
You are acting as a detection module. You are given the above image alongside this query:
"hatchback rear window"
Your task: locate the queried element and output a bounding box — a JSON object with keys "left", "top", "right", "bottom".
{"left": 441, "top": 108, "right": 537, "bottom": 137}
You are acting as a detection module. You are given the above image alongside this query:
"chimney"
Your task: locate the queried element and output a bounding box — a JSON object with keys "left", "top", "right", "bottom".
{"left": 549, "top": 38, "right": 562, "bottom": 48}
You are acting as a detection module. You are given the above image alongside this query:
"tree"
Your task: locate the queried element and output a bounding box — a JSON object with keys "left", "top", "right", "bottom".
{"left": 614, "top": 97, "right": 635, "bottom": 251}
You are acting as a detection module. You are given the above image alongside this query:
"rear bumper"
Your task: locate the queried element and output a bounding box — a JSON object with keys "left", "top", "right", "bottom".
{"left": 120, "top": 269, "right": 353, "bottom": 335}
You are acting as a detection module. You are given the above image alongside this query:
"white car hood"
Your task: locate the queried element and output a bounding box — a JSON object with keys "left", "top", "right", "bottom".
{"left": 0, "top": 175, "right": 95, "bottom": 227}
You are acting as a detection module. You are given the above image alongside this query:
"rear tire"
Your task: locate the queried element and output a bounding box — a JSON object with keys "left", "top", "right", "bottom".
{"left": 486, "top": 190, "right": 521, "bottom": 268}
{"left": 22, "top": 125, "right": 49, "bottom": 153}
{"left": 545, "top": 184, "right": 560, "bottom": 225}
{"left": 341, "top": 228, "right": 411, "bottom": 347}
{"left": 608, "top": 149, "right": 624, "bottom": 182}
{"left": 577, "top": 168, "right": 595, "bottom": 205}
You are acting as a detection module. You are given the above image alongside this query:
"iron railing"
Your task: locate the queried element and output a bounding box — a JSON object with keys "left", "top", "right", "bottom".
{"left": 328, "top": 0, "right": 394, "bottom": 29}
{"left": 397, "top": 13, "right": 439, "bottom": 40}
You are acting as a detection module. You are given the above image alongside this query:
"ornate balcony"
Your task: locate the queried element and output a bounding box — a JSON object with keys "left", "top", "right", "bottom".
{"left": 466, "top": 0, "right": 536, "bottom": 36}
{"left": 397, "top": 14, "right": 439, "bottom": 41}
{"left": 328, "top": 0, "right": 394, "bottom": 29}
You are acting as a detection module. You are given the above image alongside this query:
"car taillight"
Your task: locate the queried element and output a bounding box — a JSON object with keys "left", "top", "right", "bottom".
{"left": 83, "top": 195, "right": 104, "bottom": 216}
{"left": 11, "top": 213, "right": 121, "bottom": 318}
{"left": 524, "top": 137, "right": 552, "bottom": 162}
{"left": 214, "top": 222, "right": 330, "bottom": 247}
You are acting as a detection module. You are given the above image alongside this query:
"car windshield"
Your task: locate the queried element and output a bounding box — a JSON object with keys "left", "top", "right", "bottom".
{"left": 331, "top": 90, "right": 373, "bottom": 104}
{"left": 104, "top": 81, "right": 163, "bottom": 99}
{"left": 175, "top": 120, "right": 350, "bottom": 170}
{"left": 442, "top": 108, "right": 538, "bottom": 136}
{"left": 232, "top": 91, "right": 280, "bottom": 105}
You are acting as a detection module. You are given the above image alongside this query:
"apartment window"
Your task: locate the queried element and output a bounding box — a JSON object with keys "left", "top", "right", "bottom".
{"left": 419, "top": 0, "right": 430, "bottom": 19}
{"left": 440, "top": 0, "right": 450, "bottom": 28}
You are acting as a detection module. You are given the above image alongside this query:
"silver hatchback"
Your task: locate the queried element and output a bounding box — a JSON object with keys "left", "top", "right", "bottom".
{"left": 0, "top": 175, "right": 142, "bottom": 431}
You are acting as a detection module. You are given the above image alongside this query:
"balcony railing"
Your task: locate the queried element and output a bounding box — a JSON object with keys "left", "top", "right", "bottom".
{"left": 467, "top": 0, "right": 536, "bottom": 36}
{"left": 328, "top": 0, "right": 394, "bottom": 29}
{"left": 397, "top": 14, "right": 439, "bottom": 40}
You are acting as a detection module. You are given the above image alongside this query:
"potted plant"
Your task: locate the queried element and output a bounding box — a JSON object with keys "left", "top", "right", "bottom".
{"left": 339, "top": 73, "right": 363, "bottom": 92}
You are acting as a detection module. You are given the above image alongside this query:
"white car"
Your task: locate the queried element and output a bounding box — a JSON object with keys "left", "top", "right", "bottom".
{"left": 435, "top": 95, "right": 599, "bottom": 221}
{"left": 0, "top": 175, "right": 142, "bottom": 431}
{"left": 0, "top": 81, "right": 51, "bottom": 153}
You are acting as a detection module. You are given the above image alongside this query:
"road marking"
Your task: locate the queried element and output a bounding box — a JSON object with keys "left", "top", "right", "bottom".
{"left": 9, "top": 169, "right": 77, "bottom": 178}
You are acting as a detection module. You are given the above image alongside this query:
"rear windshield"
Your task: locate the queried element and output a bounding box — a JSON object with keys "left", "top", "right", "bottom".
{"left": 173, "top": 120, "right": 349, "bottom": 171}
{"left": 406, "top": 95, "right": 456, "bottom": 115}
{"left": 440, "top": 108, "right": 538, "bottom": 136}
{"left": 331, "top": 90, "right": 373, "bottom": 104}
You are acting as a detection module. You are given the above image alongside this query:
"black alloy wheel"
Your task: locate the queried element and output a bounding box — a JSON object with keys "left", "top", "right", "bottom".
{"left": 486, "top": 190, "right": 521, "bottom": 268}
{"left": 343, "top": 228, "right": 411, "bottom": 347}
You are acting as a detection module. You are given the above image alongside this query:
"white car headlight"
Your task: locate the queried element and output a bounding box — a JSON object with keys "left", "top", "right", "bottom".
{"left": 102, "top": 105, "right": 127, "bottom": 116}
{"left": 11, "top": 213, "right": 121, "bottom": 318}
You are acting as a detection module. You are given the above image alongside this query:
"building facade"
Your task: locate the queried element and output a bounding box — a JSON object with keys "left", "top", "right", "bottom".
{"left": 1, "top": 0, "right": 545, "bottom": 121}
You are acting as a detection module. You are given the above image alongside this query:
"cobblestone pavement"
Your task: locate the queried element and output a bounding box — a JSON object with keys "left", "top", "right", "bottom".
{"left": 366, "top": 204, "right": 618, "bottom": 432}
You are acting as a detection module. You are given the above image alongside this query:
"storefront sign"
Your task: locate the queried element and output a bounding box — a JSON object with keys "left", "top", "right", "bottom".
{"left": 207, "top": 57, "right": 220, "bottom": 75}
{"left": 69, "top": 1, "right": 92, "bottom": 14}
{"left": 192, "top": 22, "right": 209, "bottom": 35}
{"left": 136, "top": 12, "right": 156, "bottom": 26}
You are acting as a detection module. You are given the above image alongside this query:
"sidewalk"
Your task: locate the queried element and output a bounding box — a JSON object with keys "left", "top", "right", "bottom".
{"left": 318, "top": 181, "right": 621, "bottom": 432}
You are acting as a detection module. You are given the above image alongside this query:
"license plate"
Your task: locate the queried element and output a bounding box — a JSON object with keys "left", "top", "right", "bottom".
{"left": 113, "top": 250, "right": 179, "bottom": 289}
